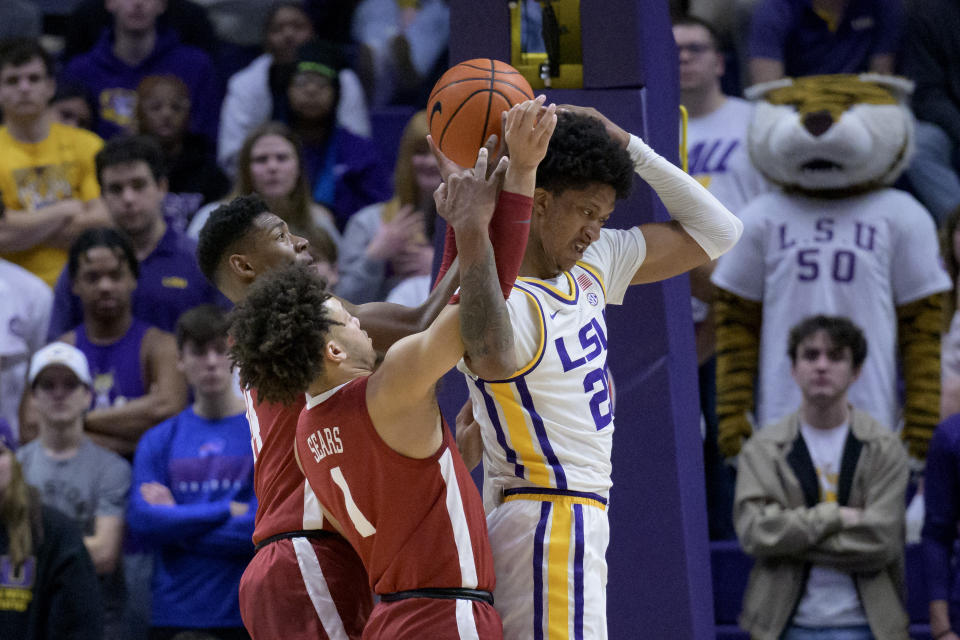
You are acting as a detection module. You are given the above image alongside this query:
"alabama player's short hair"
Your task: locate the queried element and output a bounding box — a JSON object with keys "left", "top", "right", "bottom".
{"left": 228, "top": 264, "right": 338, "bottom": 405}
{"left": 536, "top": 111, "right": 634, "bottom": 200}
{"left": 196, "top": 194, "right": 271, "bottom": 286}
{"left": 787, "top": 314, "right": 868, "bottom": 370}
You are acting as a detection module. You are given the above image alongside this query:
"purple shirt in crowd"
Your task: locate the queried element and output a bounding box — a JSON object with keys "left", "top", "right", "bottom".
{"left": 748, "top": 0, "right": 903, "bottom": 77}
{"left": 62, "top": 26, "right": 220, "bottom": 143}
{"left": 48, "top": 225, "right": 228, "bottom": 342}
{"left": 74, "top": 319, "right": 150, "bottom": 409}
{"left": 922, "top": 414, "right": 960, "bottom": 622}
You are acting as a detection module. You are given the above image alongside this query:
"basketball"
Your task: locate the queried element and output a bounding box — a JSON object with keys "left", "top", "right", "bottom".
{"left": 426, "top": 59, "right": 535, "bottom": 168}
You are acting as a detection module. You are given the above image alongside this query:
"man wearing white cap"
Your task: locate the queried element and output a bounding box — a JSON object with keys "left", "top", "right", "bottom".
{"left": 17, "top": 341, "right": 131, "bottom": 640}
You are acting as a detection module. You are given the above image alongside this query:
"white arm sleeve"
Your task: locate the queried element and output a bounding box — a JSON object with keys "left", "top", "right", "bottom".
{"left": 627, "top": 134, "right": 743, "bottom": 260}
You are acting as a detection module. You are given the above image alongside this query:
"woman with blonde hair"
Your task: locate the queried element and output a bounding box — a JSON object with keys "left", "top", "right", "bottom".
{"left": 187, "top": 121, "right": 340, "bottom": 246}
{"left": 0, "top": 430, "right": 102, "bottom": 639}
{"left": 336, "top": 110, "right": 441, "bottom": 304}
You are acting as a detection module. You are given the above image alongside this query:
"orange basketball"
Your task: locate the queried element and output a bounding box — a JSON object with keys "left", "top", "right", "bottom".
{"left": 427, "top": 59, "right": 535, "bottom": 168}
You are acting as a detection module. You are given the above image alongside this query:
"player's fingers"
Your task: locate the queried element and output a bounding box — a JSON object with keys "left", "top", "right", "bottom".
{"left": 488, "top": 155, "right": 509, "bottom": 183}
{"left": 536, "top": 104, "right": 558, "bottom": 142}
{"left": 433, "top": 182, "right": 447, "bottom": 209}
{"left": 427, "top": 134, "right": 461, "bottom": 180}
{"left": 473, "top": 145, "right": 489, "bottom": 177}
{"left": 482, "top": 133, "right": 498, "bottom": 158}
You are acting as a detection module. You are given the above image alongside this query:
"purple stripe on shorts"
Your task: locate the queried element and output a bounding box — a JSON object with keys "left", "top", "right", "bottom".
{"left": 533, "top": 501, "right": 551, "bottom": 640}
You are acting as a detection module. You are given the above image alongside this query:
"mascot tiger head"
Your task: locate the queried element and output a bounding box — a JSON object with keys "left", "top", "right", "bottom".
{"left": 746, "top": 73, "right": 915, "bottom": 196}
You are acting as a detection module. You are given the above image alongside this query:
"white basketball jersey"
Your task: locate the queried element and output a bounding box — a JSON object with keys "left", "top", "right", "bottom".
{"left": 461, "top": 228, "right": 646, "bottom": 510}
{"left": 712, "top": 188, "right": 951, "bottom": 430}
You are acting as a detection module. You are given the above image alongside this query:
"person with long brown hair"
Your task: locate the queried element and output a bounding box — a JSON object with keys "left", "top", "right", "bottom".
{"left": 336, "top": 110, "right": 440, "bottom": 304}
{"left": 188, "top": 121, "right": 339, "bottom": 248}
{"left": 0, "top": 429, "right": 103, "bottom": 639}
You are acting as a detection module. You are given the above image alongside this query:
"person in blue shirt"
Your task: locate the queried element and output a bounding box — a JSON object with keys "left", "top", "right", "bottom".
{"left": 127, "top": 304, "right": 255, "bottom": 640}
{"left": 47, "top": 135, "right": 229, "bottom": 341}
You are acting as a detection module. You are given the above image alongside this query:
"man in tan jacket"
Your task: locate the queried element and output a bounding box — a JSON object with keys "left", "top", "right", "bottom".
{"left": 734, "top": 315, "right": 909, "bottom": 640}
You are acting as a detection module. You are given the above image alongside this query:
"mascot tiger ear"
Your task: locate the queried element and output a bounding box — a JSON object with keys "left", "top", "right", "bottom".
{"left": 712, "top": 73, "right": 950, "bottom": 463}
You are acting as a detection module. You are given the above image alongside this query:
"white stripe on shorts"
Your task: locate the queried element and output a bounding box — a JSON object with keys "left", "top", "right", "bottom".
{"left": 292, "top": 536, "right": 349, "bottom": 640}
{"left": 438, "top": 448, "right": 478, "bottom": 588}
{"left": 455, "top": 598, "right": 480, "bottom": 640}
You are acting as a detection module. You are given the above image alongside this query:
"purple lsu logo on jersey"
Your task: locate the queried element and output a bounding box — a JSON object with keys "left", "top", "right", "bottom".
{"left": 778, "top": 217, "right": 878, "bottom": 283}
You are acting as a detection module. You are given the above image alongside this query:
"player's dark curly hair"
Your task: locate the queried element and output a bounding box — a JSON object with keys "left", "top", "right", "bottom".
{"left": 229, "top": 264, "right": 340, "bottom": 405}
{"left": 196, "top": 195, "right": 270, "bottom": 285}
{"left": 536, "top": 112, "right": 634, "bottom": 200}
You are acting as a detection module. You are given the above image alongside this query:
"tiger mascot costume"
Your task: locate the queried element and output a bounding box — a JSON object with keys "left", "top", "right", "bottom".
{"left": 710, "top": 73, "right": 951, "bottom": 464}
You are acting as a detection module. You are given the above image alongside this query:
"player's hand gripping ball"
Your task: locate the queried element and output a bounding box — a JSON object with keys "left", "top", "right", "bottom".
{"left": 426, "top": 58, "right": 535, "bottom": 168}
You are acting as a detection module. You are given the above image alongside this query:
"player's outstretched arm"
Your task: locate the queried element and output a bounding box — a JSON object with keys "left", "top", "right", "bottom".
{"left": 557, "top": 104, "right": 744, "bottom": 285}
{"left": 371, "top": 148, "right": 512, "bottom": 403}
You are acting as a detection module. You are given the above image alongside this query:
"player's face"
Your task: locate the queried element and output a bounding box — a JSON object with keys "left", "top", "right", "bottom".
{"left": 32, "top": 366, "right": 92, "bottom": 426}
{"left": 288, "top": 72, "right": 336, "bottom": 122}
{"left": 249, "top": 135, "right": 300, "bottom": 200}
{"left": 178, "top": 339, "right": 233, "bottom": 396}
{"left": 790, "top": 331, "right": 860, "bottom": 407}
{"left": 138, "top": 80, "right": 190, "bottom": 142}
{"left": 72, "top": 247, "right": 138, "bottom": 321}
{"left": 266, "top": 6, "right": 314, "bottom": 64}
{"left": 534, "top": 183, "right": 615, "bottom": 275}
{"left": 673, "top": 24, "right": 723, "bottom": 93}
{"left": 0, "top": 57, "right": 55, "bottom": 118}
{"left": 246, "top": 212, "right": 315, "bottom": 274}
{"left": 107, "top": 0, "right": 165, "bottom": 33}
{"left": 101, "top": 161, "right": 167, "bottom": 236}
{"left": 323, "top": 298, "right": 376, "bottom": 369}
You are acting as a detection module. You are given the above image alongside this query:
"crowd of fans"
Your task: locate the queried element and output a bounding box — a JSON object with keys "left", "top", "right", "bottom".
{"left": 2, "top": 0, "right": 959, "bottom": 638}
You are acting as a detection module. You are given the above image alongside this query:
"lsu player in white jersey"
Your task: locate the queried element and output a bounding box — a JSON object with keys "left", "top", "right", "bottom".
{"left": 455, "top": 106, "right": 744, "bottom": 640}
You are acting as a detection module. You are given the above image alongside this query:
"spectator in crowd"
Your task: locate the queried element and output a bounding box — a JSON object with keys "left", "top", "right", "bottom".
{"left": 734, "top": 315, "right": 909, "bottom": 640}
{"left": 47, "top": 136, "right": 228, "bottom": 341}
{"left": 922, "top": 403, "right": 960, "bottom": 640}
{"left": 940, "top": 206, "right": 960, "bottom": 418}
{"left": 17, "top": 341, "right": 131, "bottom": 639}
{"left": 127, "top": 305, "right": 254, "bottom": 640}
{"left": 0, "top": 258, "right": 52, "bottom": 443}
{"left": 336, "top": 110, "right": 438, "bottom": 304}
{"left": 673, "top": 13, "right": 770, "bottom": 540}
{"left": 0, "top": 1, "right": 41, "bottom": 41}
{"left": 0, "top": 429, "right": 104, "bottom": 640}
{"left": 351, "top": 0, "right": 450, "bottom": 107}
{"left": 135, "top": 75, "right": 230, "bottom": 225}
{"left": 900, "top": 0, "right": 960, "bottom": 224}
{"left": 50, "top": 81, "right": 97, "bottom": 132}
{"left": 0, "top": 38, "right": 110, "bottom": 287}
{"left": 62, "top": 0, "right": 221, "bottom": 143}
{"left": 217, "top": 1, "right": 370, "bottom": 177}
{"left": 747, "top": 0, "right": 902, "bottom": 85}
{"left": 40, "top": 228, "right": 188, "bottom": 456}
{"left": 63, "top": 0, "right": 217, "bottom": 61}
{"left": 189, "top": 121, "right": 340, "bottom": 246}
{"left": 281, "top": 39, "right": 390, "bottom": 230}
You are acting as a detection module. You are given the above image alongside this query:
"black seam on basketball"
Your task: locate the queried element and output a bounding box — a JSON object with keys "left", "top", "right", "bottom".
{"left": 439, "top": 89, "right": 502, "bottom": 151}
{"left": 430, "top": 78, "right": 534, "bottom": 100}
{"left": 482, "top": 59, "right": 495, "bottom": 152}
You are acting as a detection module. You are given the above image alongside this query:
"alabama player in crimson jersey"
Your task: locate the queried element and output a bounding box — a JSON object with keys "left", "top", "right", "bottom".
{"left": 197, "top": 97, "right": 554, "bottom": 638}
{"left": 195, "top": 194, "right": 460, "bottom": 639}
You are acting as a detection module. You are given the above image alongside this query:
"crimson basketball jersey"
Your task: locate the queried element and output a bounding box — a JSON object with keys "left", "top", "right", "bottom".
{"left": 295, "top": 376, "right": 495, "bottom": 595}
{"left": 242, "top": 389, "right": 329, "bottom": 544}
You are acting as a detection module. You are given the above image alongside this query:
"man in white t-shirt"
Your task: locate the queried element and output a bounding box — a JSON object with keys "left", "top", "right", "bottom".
{"left": 673, "top": 13, "right": 771, "bottom": 540}
{"left": 734, "top": 315, "right": 909, "bottom": 640}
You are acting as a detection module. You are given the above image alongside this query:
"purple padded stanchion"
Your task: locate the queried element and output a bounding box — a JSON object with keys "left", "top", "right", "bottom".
{"left": 437, "top": 2, "right": 714, "bottom": 638}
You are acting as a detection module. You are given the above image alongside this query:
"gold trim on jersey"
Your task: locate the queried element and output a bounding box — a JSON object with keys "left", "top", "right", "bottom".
{"left": 503, "top": 492, "right": 607, "bottom": 511}
{"left": 500, "top": 285, "right": 547, "bottom": 380}
{"left": 490, "top": 382, "right": 552, "bottom": 486}
{"left": 518, "top": 270, "right": 578, "bottom": 301}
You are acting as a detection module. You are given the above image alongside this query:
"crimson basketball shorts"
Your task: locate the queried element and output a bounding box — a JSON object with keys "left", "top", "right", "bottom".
{"left": 363, "top": 597, "right": 503, "bottom": 639}
{"left": 239, "top": 533, "right": 372, "bottom": 640}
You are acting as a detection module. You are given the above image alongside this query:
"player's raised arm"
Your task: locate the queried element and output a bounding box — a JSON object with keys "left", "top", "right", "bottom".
{"left": 557, "top": 104, "right": 743, "bottom": 285}
{"left": 372, "top": 147, "right": 513, "bottom": 400}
